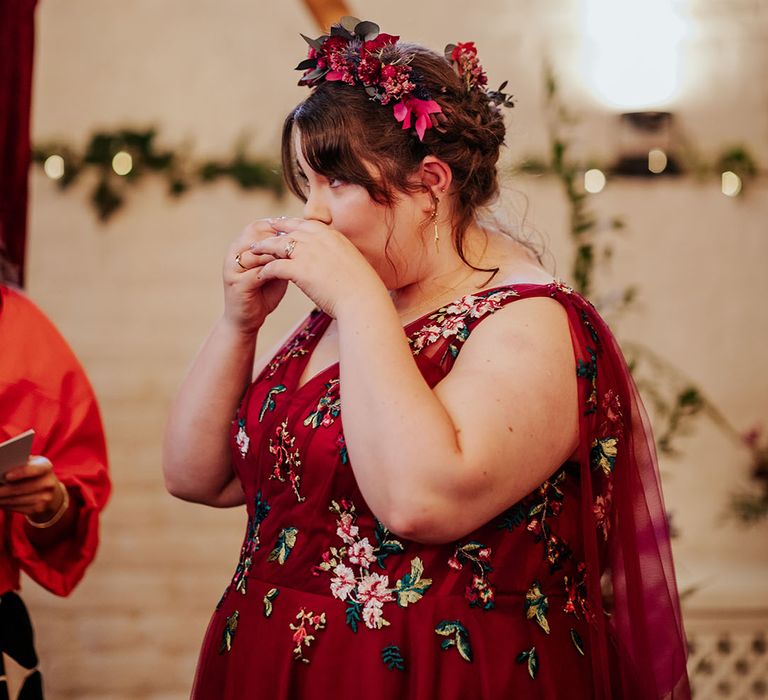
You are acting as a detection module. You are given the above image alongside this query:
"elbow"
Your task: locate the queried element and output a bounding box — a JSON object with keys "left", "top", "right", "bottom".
{"left": 378, "top": 501, "right": 461, "bottom": 546}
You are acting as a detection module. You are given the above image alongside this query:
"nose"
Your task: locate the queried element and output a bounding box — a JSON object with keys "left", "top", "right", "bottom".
{"left": 303, "top": 189, "right": 332, "bottom": 225}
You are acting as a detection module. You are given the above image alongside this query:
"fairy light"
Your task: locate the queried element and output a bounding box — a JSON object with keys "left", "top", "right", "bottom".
{"left": 721, "top": 171, "right": 742, "bottom": 197}
{"left": 584, "top": 168, "right": 606, "bottom": 194}
{"left": 112, "top": 151, "right": 133, "bottom": 176}
{"left": 648, "top": 149, "right": 668, "bottom": 174}
{"left": 43, "top": 155, "right": 65, "bottom": 180}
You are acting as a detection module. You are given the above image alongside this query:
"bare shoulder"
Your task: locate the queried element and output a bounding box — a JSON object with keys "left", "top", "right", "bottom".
{"left": 458, "top": 293, "right": 574, "bottom": 368}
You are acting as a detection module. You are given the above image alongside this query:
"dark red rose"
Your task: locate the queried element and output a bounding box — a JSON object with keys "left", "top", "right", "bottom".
{"left": 364, "top": 33, "right": 399, "bottom": 55}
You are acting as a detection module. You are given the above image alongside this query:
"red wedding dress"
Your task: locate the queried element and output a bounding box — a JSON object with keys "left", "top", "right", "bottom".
{"left": 191, "top": 282, "right": 690, "bottom": 700}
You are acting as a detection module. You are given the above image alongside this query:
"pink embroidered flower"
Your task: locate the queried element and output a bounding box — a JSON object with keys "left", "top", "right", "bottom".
{"left": 447, "top": 555, "right": 463, "bottom": 571}
{"left": 348, "top": 537, "right": 376, "bottom": 568}
{"left": 292, "top": 625, "right": 308, "bottom": 645}
{"left": 357, "top": 572, "right": 394, "bottom": 606}
{"left": 476, "top": 547, "right": 492, "bottom": 562}
{"left": 336, "top": 512, "right": 359, "bottom": 544}
{"left": 362, "top": 601, "right": 389, "bottom": 629}
{"left": 329, "top": 564, "right": 356, "bottom": 600}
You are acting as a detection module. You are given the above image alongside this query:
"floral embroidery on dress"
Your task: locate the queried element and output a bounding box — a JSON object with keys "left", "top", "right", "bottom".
{"left": 337, "top": 433, "right": 349, "bottom": 465}
{"left": 268, "top": 527, "right": 299, "bottom": 565}
{"left": 289, "top": 608, "right": 326, "bottom": 663}
{"left": 576, "top": 347, "right": 599, "bottom": 415}
{"left": 229, "top": 491, "right": 271, "bottom": 597}
{"left": 516, "top": 646, "right": 539, "bottom": 679}
{"left": 259, "top": 385, "right": 287, "bottom": 422}
{"left": 593, "top": 483, "right": 613, "bottom": 541}
{"left": 264, "top": 321, "right": 316, "bottom": 379}
{"left": 448, "top": 541, "right": 495, "bottom": 610}
{"left": 591, "top": 436, "right": 618, "bottom": 476}
{"left": 551, "top": 280, "right": 574, "bottom": 295}
{"left": 563, "top": 562, "right": 592, "bottom": 622}
{"left": 409, "top": 289, "right": 520, "bottom": 361}
{"left": 522, "top": 470, "right": 573, "bottom": 572}
{"left": 268, "top": 419, "right": 306, "bottom": 503}
{"left": 315, "top": 499, "right": 431, "bottom": 632}
{"left": 381, "top": 645, "right": 405, "bottom": 671}
{"left": 235, "top": 418, "right": 250, "bottom": 458}
{"left": 435, "top": 620, "right": 473, "bottom": 663}
{"left": 263, "top": 588, "right": 279, "bottom": 617}
{"left": 525, "top": 581, "right": 550, "bottom": 634}
{"left": 304, "top": 379, "right": 341, "bottom": 428}
{"left": 219, "top": 611, "right": 239, "bottom": 654}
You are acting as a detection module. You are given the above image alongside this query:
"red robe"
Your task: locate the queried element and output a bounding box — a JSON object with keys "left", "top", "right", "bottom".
{"left": 0, "top": 285, "right": 110, "bottom": 596}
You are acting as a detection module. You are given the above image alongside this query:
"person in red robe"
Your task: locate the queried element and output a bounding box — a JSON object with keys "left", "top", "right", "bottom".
{"left": 0, "top": 283, "right": 111, "bottom": 699}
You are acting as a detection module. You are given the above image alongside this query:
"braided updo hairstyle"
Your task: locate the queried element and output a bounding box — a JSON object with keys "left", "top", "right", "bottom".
{"left": 281, "top": 42, "right": 508, "bottom": 275}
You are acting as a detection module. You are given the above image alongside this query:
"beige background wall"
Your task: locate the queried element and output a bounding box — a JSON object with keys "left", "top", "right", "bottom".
{"left": 20, "top": 1, "right": 768, "bottom": 698}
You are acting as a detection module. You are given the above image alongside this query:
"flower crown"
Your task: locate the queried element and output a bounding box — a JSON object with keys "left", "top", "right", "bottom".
{"left": 295, "top": 17, "right": 514, "bottom": 141}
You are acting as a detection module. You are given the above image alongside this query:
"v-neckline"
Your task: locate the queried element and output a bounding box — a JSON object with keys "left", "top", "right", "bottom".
{"left": 291, "top": 280, "right": 558, "bottom": 393}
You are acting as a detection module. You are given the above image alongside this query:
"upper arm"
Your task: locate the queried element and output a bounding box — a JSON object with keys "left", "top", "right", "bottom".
{"left": 430, "top": 296, "right": 579, "bottom": 534}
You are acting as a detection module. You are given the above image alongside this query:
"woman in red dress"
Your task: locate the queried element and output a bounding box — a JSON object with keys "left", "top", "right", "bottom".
{"left": 164, "top": 18, "right": 690, "bottom": 699}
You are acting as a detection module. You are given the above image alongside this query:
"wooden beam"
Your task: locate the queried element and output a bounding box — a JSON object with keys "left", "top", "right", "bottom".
{"left": 301, "top": 0, "right": 352, "bottom": 32}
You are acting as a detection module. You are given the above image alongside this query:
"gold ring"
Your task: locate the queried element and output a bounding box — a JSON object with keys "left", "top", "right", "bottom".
{"left": 284, "top": 239, "right": 296, "bottom": 258}
{"left": 235, "top": 253, "right": 247, "bottom": 270}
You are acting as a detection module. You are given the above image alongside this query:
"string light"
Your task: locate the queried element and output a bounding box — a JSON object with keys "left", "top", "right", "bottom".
{"left": 721, "top": 171, "right": 742, "bottom": 197}
{"left": 584, "top": 168, "right": 606, "bottom": 194}
{"left": 648, "top": 149, "right": 668, "bottom": 174}
{"left": 43, "top": 155, "right": 65, "bottom": 180}
{"left": 112, "top": 151, "right": 133, "bottom": 176}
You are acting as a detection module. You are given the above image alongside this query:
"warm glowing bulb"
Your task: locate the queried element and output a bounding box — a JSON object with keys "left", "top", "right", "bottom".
{"left": 721, "top": 171, "right": 742, "bottom": 197}
{"left": 44, "top": 155, "right": 65, "bottom": 180}
{"left": 648, "top": 149, "right": 668, "bottom": 174}
{"left": 112, "top": 151, "right": 133, "bottom": 176}
{"left": 584, "top": 169, "right": 606, "bottom": 193}
{"left": 582, "top": 0, "right": 687, "bottom": 109}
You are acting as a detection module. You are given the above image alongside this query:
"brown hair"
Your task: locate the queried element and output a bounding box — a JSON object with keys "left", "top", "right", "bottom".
{"left": 281, "top": 43, "right": 508, "bottom": 277}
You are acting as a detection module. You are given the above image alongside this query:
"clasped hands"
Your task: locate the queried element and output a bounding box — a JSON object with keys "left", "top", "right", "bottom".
{"left": 223, "top": 217, "right": 386, "bottom": 333}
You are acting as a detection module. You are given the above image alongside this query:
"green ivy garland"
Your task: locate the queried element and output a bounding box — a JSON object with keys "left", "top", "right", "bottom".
{"left": 32, "top": 128, "right": 284, "bottom": 221}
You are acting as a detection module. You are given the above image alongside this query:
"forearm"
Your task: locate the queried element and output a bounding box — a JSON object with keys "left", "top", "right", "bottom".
{"left": 336, "top": 298, "right": 466, "bottom": 536}
{"left": 163, "top": 316, "right": 258, "bottom": 503}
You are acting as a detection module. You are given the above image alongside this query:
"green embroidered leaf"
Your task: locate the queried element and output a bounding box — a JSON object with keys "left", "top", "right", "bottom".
{"left": 516, "top": 646, "right": 538, "bottom": 679}
{"left": 374, "top": 520, "right": 405, "bottom": 567}
{"left": 590, "top": 437, "right": 618, "bottom": 477}
{"left": 525, "top": 581, "right": 550, "bottom": 635}
{"left": 395, "top": 557, "right": 433, "bottom": 607}
{"left": 570, "top": 628, "right": 585, "bottom": 656}
{"left": 381, "top": 645, "right": 405, "bottom": 671}
{"left": 219, "top": 610, "right": 239, "bottom": 654}
{"left": 345, "top": 601, "right": 362, "bottom": 633}
{"left": 497, "top": 503, "right": 526, "bottom": 530}
{"left": 267, "top": 527, "right": 298, "bottom": 565}
{"left": 258, "top": 385, "right": 286, "bottom": 422}
{"left": 263, "top": 588, "right": 279, "bottom": 618}
{"left": 435, "top": 620, "right": 473, "bottom": 663}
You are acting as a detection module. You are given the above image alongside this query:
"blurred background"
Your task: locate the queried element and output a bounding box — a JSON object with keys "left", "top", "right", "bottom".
{"left": 6, "top": 0, "right": 768, "bottom": 697}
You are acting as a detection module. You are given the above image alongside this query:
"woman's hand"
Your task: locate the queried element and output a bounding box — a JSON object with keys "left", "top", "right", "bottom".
{"left": 0, "top": 456, "right": 66, "bottom": 522}
{"left": 223, "top": 219, "right": 290, "bottom": 335}
{"left": 250, "top": 218, "right": 388, "bottom": 319}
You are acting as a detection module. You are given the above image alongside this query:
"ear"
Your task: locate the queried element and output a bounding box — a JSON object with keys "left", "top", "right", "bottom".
{"left": 418, "top": 156, "right": 452, "bottom": 199}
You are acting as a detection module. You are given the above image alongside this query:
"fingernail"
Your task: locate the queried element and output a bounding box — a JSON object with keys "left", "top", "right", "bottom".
{"left": 249, "top": 243, "right": 259, "bottom": 250}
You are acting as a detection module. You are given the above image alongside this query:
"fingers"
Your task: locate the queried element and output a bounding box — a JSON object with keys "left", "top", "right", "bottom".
{"left": 0, "top": 474, "right": 55, "bottom": 498}
{"left": 249, "top": 235, "right": 301, "bottom": 260}
{"left": 4, "top": 456, "right": 53, "bottom": 483}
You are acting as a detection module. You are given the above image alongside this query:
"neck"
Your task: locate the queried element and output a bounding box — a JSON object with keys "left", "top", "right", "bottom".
{"left": 390, "top": 221, "right": 493, "bottom": 318}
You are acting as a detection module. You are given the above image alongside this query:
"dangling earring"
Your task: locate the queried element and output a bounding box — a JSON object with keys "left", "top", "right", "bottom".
{"left": 429, "top": 192, "right": 440, "bottom": 253}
